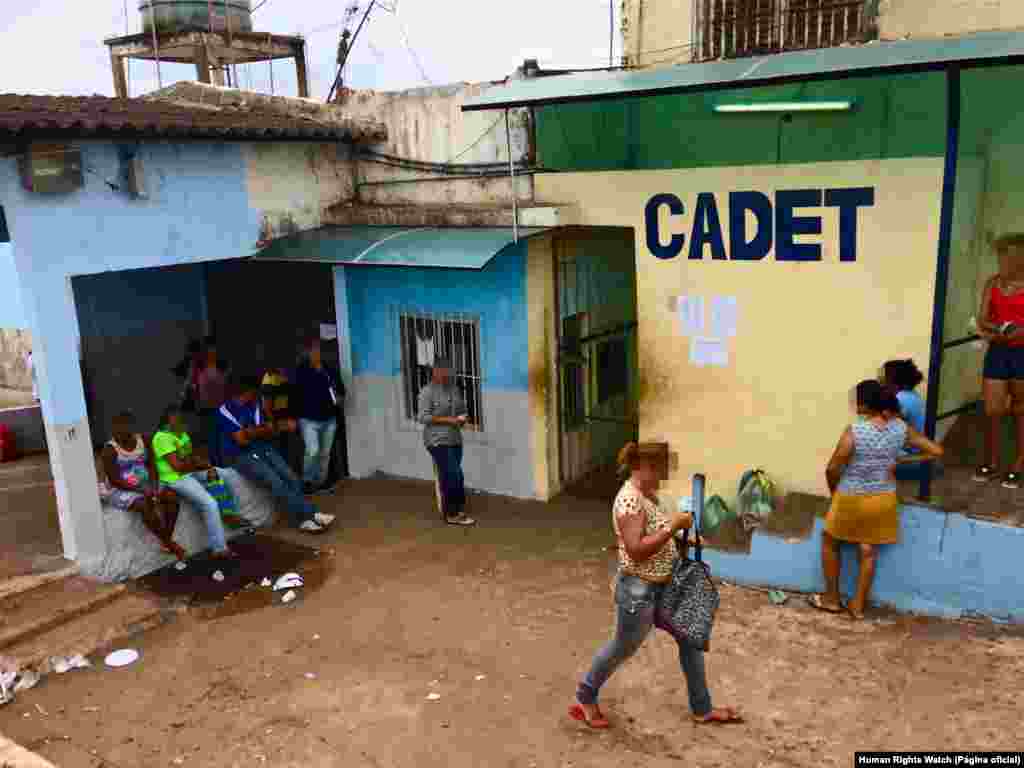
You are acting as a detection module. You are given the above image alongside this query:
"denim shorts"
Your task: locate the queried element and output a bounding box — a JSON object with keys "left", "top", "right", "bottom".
{"left": 983, "top": 343, "right": 1024, "bottom": 381}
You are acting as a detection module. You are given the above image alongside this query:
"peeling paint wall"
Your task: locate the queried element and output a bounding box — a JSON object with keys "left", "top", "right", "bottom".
{"left": 341, "top": 83, "right": 534, "bottom": 208}
{"left": 245, "top": 142, "right": 357, "bottom": 242}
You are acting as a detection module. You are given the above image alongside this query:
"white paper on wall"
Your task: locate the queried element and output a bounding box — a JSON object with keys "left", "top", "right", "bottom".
{"left": 710, "top": 296, "right": 738, "bottom": 338}
{"left": 689, "top": 336, "right": 728, "bottom": 368}
{"left": 677, "top": 295, "right": 704, "bottom": 336}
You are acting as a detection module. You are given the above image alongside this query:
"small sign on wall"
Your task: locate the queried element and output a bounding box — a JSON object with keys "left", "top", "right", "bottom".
{"left": 670, "top": 294, "right": 737, "bottom": 367}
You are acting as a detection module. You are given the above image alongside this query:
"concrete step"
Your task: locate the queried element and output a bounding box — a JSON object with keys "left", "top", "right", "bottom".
{"left": 3, "top": 588, "right": 167, "bottom": 675}
{"left": 0, "top": 576, "right": 127, "bottom": 653}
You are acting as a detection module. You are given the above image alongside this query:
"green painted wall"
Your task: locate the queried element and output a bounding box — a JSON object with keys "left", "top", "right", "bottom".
{"left": 536, "top": 72, "right": 947, "bottom": 172}
{"left": 940, "top": 65, "right": 1024, "bottom": 418}
{"left": 557, "top": 228, "right": 638, "bottom": 469}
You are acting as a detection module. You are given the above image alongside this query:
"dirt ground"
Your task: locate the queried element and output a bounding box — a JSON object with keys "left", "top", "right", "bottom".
{"left": 2, "top": 476, "right": 1024, "bottom": 768}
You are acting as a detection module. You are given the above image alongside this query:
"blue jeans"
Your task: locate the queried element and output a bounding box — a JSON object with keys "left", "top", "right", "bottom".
{"left": 166, "top": 473, "right": 230, "bottom": 553}
{"left": 577, "top": 572, "right": 712, "bottom": 716}
{"left": 299, "top": 418, "right": 337, "bottom": 487}
{"left": 232, "top": 445, "right": 317, "bottom": 528}
{"left": 428, "top": 444, "right": 465, "bottom": 516}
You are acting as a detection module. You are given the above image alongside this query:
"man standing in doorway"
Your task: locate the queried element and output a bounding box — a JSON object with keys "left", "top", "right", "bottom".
{"left": 293, "top": 334, "right": 344, "bottom": 496}
{"left": 418, "top": 357, "right": 476, "bottom": 527}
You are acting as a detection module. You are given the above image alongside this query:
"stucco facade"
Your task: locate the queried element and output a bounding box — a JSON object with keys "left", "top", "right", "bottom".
{"left": 620, "top": 0, "right": 1024, "bottom": 70}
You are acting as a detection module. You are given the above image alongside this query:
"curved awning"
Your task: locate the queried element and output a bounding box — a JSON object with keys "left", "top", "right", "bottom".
{"left": 252, "top": 225, "right": 551, "bottom": 270}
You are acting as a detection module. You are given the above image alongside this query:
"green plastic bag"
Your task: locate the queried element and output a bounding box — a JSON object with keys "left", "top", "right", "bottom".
{"left": 737, "top": 469, "right": 776, "bottom": 531}
{"left": 702, "top": 494, "right": 734, "bottom": 534}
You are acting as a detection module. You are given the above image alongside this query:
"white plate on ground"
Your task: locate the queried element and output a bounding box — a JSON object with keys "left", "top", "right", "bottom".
{"left": 104, "top": 649, "right": 139, "bottom": 668}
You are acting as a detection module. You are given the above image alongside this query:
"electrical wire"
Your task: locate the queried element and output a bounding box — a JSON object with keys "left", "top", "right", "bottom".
{"left": 251, "top": 0, "right": 271, "bottom": 12}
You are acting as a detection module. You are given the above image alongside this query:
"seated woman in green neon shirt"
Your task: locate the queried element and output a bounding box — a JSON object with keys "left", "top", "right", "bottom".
{"left": 152, "top": 405, "right": 239, "bottom": 559}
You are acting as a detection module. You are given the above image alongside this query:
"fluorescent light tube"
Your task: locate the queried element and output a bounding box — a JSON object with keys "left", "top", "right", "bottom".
{"left": 713, "top": 101, "right": 853, "bottom": 113}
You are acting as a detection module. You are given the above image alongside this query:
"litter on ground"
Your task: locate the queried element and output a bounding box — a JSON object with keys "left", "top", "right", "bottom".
{"left": 281, "top": 590, "right": 297, "bottom": 604}
{"left": 105, "top": 649, "right": 140, "bottom": 668}
{"left": 426, "top": 693, "right": 441, "bottom": 701}
{"left": 274, "top": 573, "right": 304, "bottom": 591}
{"left": 212, "top": 570, "right": 225, "bottom": 582}
{"left": 174, "top": 561, "right": 188, "bottom": 571}
{"left": 52, "top": 654, "right": 91, "bottom": 674}
{"left": 768, "top": 590, "right": 789, "bottom": 605}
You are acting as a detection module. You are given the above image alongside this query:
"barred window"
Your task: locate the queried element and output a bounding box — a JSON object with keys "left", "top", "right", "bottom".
{"left": 694, "top": 0, "right": 869, "bottom": 62}
{"left": 399, "top": 312, "right": 484, "bottom": 430}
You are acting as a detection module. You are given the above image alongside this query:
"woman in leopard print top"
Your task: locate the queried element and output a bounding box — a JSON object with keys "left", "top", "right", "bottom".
{"left": 569, "top": 442, "right": 742, "bottom": 729}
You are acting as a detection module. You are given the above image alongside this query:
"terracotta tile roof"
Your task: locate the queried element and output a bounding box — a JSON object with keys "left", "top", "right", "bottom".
{"left": 0, "top": 94, "right": 379, "bottom": 142}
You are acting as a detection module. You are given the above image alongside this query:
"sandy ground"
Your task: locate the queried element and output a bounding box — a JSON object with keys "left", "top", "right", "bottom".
{"left": 1, "top": 476, "right": 1023, "bottom": 767}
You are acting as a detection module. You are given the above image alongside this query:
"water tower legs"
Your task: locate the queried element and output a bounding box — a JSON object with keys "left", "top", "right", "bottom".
{"left": 111, "top": 52, "right": 128, "bottom": 98}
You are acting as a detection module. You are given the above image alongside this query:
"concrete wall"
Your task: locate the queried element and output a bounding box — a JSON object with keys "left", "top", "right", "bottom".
{"left": 621, "top": 0, "right": 695, "bottom": 68}
{"left": 536, "top": 158, "right": 941, "bottom": 502}
{"left": 245, "top": 142, "right": 356, "bottom": 242}
{"left": 340, "top": 241, "right": 536, "bottom": 499}
{"left": 341, "top": 83, "right": 534, "bottom": 208}
{"left": 705, "top": 505, "right": 1024, "bottom": 622}
{"left": 878, "top": 0, "right": 1024, "bottom": 40}
{"left": 0, "top": 243, "right": 27, "bottom": 330}
{"left": 620, "top": 0, "right": 1024, "bottom": 71}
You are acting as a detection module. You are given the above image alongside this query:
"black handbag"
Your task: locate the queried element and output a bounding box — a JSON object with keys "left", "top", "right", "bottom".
{"left": 654, "top": 483, "right": 720, "bottom": 652}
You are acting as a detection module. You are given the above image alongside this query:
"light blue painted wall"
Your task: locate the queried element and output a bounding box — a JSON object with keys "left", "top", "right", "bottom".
{"left": 0, "top": 141, "right": 259, "bottom": 426}
{"left": 0, "top": 243, "right": 27, "bottom": 329}
{"left": 704, "top": 505, "right": 1024, "bottom": 623}
{"left": 345, "top": 242, "right": 529, "bottom": 391}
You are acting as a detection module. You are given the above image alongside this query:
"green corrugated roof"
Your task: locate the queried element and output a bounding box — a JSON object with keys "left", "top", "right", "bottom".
{"left": 463, "top": 29, "right": 1024, "bottom": 112}
{"left": 253, "top": 225, "right": 548, "bottom": 269}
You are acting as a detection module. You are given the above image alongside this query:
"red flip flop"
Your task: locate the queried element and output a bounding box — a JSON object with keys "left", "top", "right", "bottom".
{"left": 568, "top": 703, "right": 610, "bottom": 729}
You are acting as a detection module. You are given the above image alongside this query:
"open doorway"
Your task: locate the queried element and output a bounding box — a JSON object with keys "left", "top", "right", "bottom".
{"left": 71, "top": 258, "right": 348, "bottom": 479}
{"left": 554, "top": 228, "right": 639, "bottom": 500}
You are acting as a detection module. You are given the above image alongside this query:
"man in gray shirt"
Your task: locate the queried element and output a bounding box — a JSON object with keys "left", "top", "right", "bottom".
{"left": 418, "top": 356, "right": 476, "bottom": 526}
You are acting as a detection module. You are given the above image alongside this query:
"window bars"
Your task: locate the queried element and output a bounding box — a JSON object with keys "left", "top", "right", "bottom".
{"left": 694, "top": 0, "right": 869, "bottom": 63}
{"left": 398, "top": 311, "right": 484, "bottom": 431}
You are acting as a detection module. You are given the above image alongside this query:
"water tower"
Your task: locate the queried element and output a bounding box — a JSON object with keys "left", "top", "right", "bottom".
{"left": 105, "top": 1, "right": 310, "bottom": 98}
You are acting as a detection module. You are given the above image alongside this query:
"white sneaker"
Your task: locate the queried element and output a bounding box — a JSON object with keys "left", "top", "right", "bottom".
{"left": 299, "top": 520, "right": 326, "bottom": 534}
{"left": 314, "top": 512, "right": 335, "bottom": 527}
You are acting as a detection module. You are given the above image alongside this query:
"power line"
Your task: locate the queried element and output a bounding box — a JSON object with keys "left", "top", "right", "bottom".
{"left": 251, "top": 0, "right": 271, "bottom": 12}
{"left": 448, "top": 116, "right": 503, "bottom": 164}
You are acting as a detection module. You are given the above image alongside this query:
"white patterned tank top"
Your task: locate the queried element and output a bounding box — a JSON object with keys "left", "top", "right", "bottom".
{"left": 613, "top": 479, "right": 675, "bottom": 583}
{"left": 837, "top": 418, "right": 908, "bottom": 496}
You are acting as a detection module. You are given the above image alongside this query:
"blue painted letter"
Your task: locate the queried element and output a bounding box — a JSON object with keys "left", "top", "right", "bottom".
{"left": 729, "top": 191, "right": 772, "bottom": 261}
{"left": 776, "top": 189, "right": 823, "bottom": 262}
{"left": 688, "top": 192, "right": 726, "bottom": 261}
{"left": 825, "top": 187, "right": 874, "bottom": 262}
{"left": 645, "top": 193, "right": 685, "bottom": 260}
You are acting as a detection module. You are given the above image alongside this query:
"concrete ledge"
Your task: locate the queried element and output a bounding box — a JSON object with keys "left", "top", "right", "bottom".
{"left": 0, "top": 733, "right": 58, "bottom": 768}
{"left": 705, "top": 503, "right": 1024, "bottom": 623}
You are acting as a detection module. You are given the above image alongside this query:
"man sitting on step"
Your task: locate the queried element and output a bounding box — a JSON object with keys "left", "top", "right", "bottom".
{"left": 218, "top": 375, "right": 335, "bottom": 535}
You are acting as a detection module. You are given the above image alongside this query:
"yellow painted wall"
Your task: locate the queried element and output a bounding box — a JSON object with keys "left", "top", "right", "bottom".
{"left": 621, "top": 0, "right": 694, "bottom": 68}
{"left": 537, "top": 159, "right": 943, "bottom": 500}
{"left": 878, "top": 0, "right": 1024, "bottom": 41}
{"left": 526, "top": 234, "right": 560, "bottom": 500}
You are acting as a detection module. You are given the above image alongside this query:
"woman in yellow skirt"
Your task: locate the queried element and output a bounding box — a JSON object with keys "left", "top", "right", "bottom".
{"left": 810, "top": 380, "right": 943, "bottom": 619}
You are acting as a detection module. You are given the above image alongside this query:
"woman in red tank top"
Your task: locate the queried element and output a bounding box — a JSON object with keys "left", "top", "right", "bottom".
{"left": 977, "top": 233, "right": 1024, "bottom": 488}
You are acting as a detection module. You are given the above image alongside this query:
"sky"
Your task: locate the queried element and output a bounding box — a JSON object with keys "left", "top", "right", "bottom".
{"left": 1, "top": 1, "right": 621, "bottom": 100}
